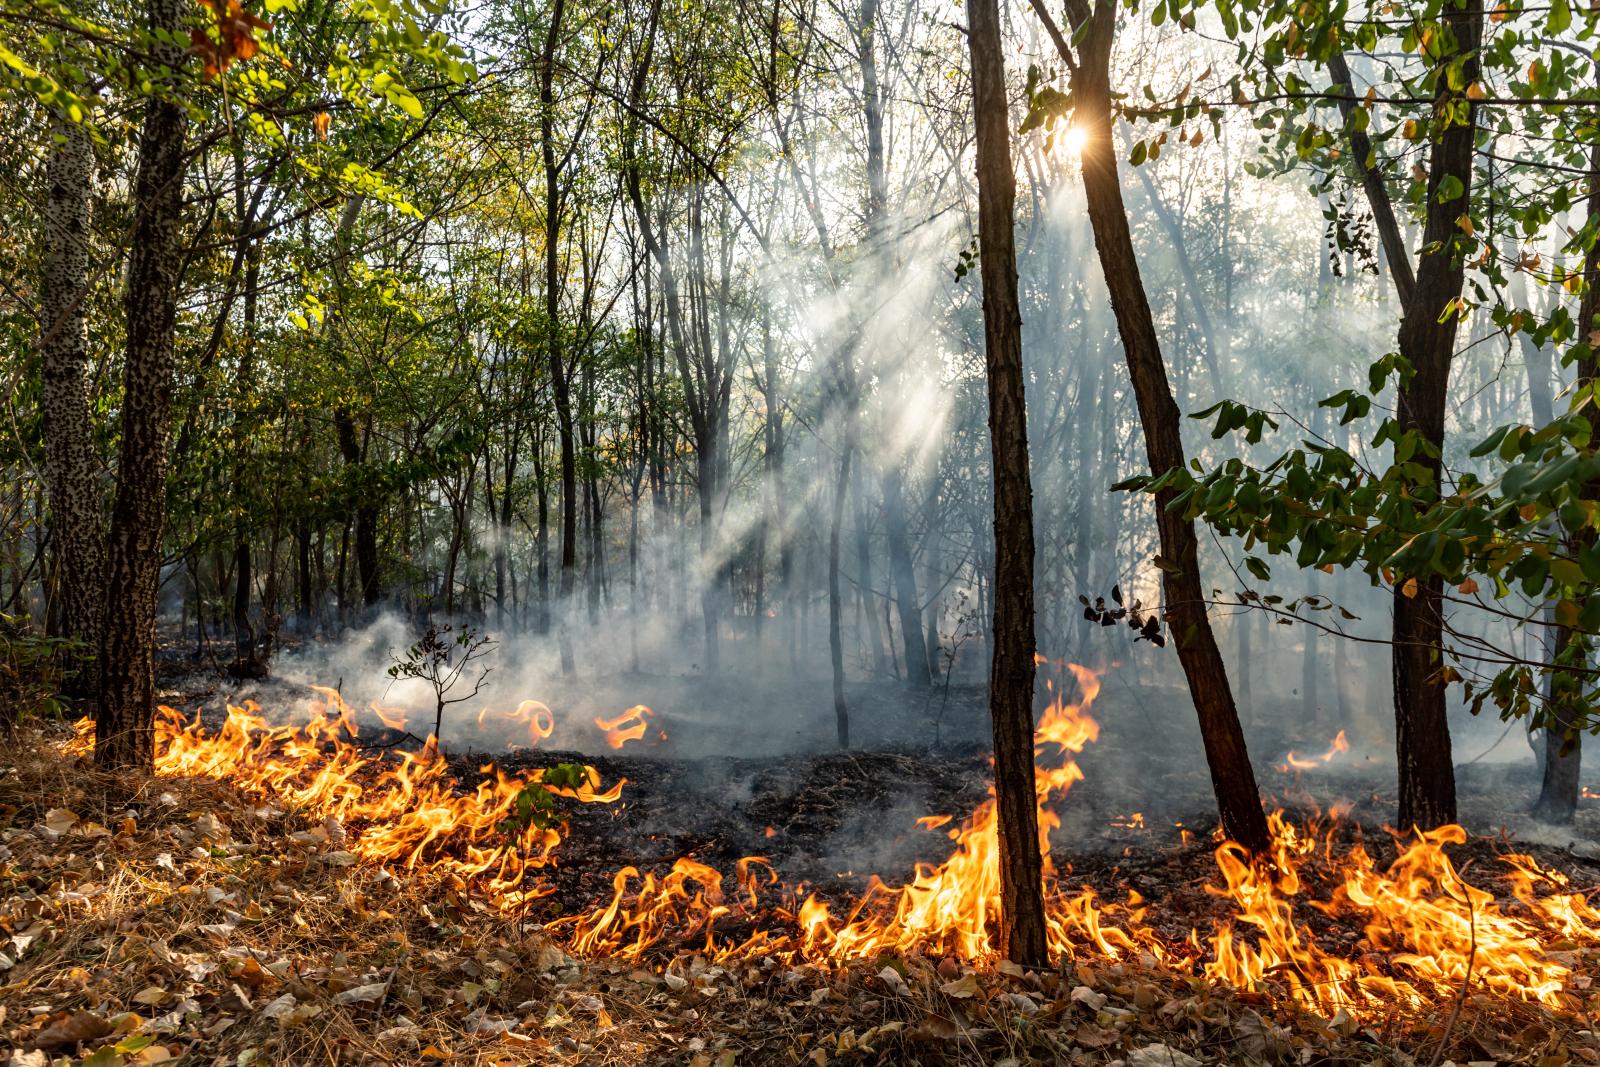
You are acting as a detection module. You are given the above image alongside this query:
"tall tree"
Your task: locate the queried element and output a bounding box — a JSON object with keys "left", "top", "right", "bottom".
{"left": 538, "top": 0, "right": 578, "bottom": 674}
{"left": 38, "top": 116, "right": 104, "bottom": 702}
{"left": 97, "top": 0, "right": 191, "bottom": 768}
{"left": 1029, "top": 0, "right": 1271, "bottom": 852}
{"left": 1533, "top": 76, "right": 1599, "bottom": 824}
{"left": 967, "top": 0, "right": 1048, "bottom": 966}
{"left": 1373, "top": 0, "right": 1482, "bottom": 830}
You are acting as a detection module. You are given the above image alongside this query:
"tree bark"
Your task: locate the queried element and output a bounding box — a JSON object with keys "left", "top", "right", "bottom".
{"left": 966, "top": 0, "right": 1048, "bottom": 967}
{"left": 540, "top": 0, "right": 577, "bottom": 674}
{"left": 1042, "top": 0, "right": 1271, "bottom": 852}
{"left": 884, "top": 470, "right": 932, "bottom": 684}
{"left": 830, "top": 445, "right": 852, "bottom": 748}
{"left": 39, "top": 116, "right": 105, "bottom": 703}
{"left": 1389, "top": 0, "right": 1481, "bottom": 830}
{"left": 1532, "top": 96, "right": 1599, "bottom": 824}
{"left": 97, "top": 0, "right": 189, "bottom": 769}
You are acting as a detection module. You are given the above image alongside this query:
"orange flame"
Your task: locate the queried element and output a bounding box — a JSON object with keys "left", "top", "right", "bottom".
{"left": 1278, "top": 729, "right": 1350, "bottom": 773}
{"left": 593, "top": 705, "right": 654, "bottom": 749}
{"left": 139, "top": 694, "right": 622, "bottom": 914}
{"left": 478, "top": 699, "right": 557, "bottom": 747}
{"left": 62, "top": 663, "right": 1600, "bottom": 1019}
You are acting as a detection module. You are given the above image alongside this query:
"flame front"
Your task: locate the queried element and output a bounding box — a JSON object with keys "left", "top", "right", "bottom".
{"left": 67, "top": 664, "right": 1600, "bottom": 1020}
{"left": 146, "top": 691, "right": 621, "bottom": 914}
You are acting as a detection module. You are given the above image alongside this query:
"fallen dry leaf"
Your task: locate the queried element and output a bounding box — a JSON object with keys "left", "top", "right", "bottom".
{"left": 30, "top": 1011, "right": 113, "bottom": 1052}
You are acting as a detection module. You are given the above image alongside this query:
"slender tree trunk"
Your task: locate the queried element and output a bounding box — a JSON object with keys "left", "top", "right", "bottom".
{"left": 97, "top": 0, "right": 189, "bottom": 769}
{"left": 231, "top": 231, "right": 262, "bottom": 675}
{"left": 852, "top": 475, "right": 884, "bottom": 673}
{"left": 1050, "top": 0, "right": 1270, "bottom": 852}
{"left": 967, "top": 0, "right": 1047, "bottom": 967}
{"left": 830, "top": 443, "right": 851, "bottom": 747}
{"left": 39, "top": 116, "right": 104, "bottom": 703}
{"left": 884, "top": 471, "right": 932, "bottom": 685}
{"left": 1533, "top": 98, "right": 1599, "bottom": 823}
{"left": 295, "top": 520, "right": 312, "bottom": 628}
{"left": 540, "top": 0, "right": 577, "bottom": 673}
{"left": 534, "top": 439, "right": 552, "bottom": 634}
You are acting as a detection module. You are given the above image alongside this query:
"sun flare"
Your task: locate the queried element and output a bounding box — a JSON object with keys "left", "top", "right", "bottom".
{"left": 1057, "top": 122, "right": 1090, "bottom": 158}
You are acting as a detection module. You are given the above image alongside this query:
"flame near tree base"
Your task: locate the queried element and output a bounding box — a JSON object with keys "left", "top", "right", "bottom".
{"left": 69, "top": 664, "right": 1599, "bottom": 1022}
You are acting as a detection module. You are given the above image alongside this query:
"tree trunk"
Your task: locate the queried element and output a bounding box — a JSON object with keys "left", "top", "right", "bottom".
{"left": 1053, "top": 0, "right": 1271, "bottom": 852}
{"left": 97, "top": 0, "right": 189, "bottom": 769}
{"left": 295, "top": 520, "right": 312, "bottom": 628}
{"left": 884, "top": 470, "right": 932, "bottom": 685}
{"left": 1389, "top": 0, "right": 1481, "bottom": 831}
{"left": 967, "top": 0, "right": 1048, "bottom": 967}
{"left": 1532, "top": 98, "right": 1599, "bottom": 823}
{"left": 39, "top": 116, "right": 105, "bottom": 703}
{"left": 540, "top": 0, "right": 577, "bottom": 674}
{"left": 334, "top": 411, "right": 381, "bottom": 609}
{"left": 830, "top": 444, "right": 852, "bottom": 747}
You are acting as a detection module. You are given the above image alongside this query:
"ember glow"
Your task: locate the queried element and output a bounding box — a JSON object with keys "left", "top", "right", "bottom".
{"left": 69, "top": 665, "right": 1600, "bottom": 1020}
{"left": 1278, "top": 729, "right": 1351, "bottom": 773}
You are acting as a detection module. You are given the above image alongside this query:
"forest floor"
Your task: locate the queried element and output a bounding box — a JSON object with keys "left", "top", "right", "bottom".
{"left": 3, "top": 651, "right": 1599, "bottom": 1065}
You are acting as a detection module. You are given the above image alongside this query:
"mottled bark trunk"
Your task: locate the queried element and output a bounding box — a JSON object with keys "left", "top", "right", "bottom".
{"left": 98, "top": 0, "right": 189, "bottom": 769}
{"left": 967, "top": 0, "right": 1047, "bottom": 966}
{"left": 39, "top": 117, "right": 105, "bottom": 703}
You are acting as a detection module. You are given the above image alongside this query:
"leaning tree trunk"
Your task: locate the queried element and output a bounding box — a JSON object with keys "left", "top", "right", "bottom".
{"left": 1030, "top": 0, "right": 1267, "bottom": 857}
{"left": 1389, "top": 0, "right": 1481, "bottom": 831}
{"left": 967, "top": 0, "right": 1048, "bottom": 967}
{"left": 98, "top": 0, "right": 189, "bottom": 769}
{"left": 1059, "top": 0, "right": 1271, "bottom": 852}
{"left": 39, "top": 116, "right": 105, "bottom": 703}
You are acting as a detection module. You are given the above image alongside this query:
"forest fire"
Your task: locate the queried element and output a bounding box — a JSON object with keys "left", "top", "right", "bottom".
{"left": 63, "top": 667, "right": 1599, "bottom": 1023}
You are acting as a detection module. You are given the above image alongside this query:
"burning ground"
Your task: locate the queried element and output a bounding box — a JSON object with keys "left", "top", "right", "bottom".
{"left": 2, "top": 671, "right": 1599, "bottom": 1066}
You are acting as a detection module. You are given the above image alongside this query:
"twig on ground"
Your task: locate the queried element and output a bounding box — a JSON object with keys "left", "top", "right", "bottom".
{"left": 1427, "top": 877, "right": 1478, "bottom": 1067}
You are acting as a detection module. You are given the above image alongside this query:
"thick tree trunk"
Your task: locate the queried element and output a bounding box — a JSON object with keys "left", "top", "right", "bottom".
{"left": 1389, "top": 0, "right": 1482, "bottom": 830}
{"left": 39, "top": 116, "right": 105, "bottom": 703}
{"left": 967, "top": 0, "right": 1048, "bottom": 967}
{"left": 97, "top": 0, "right": 189, "bottom": 769}
{"left": 1056, "top": 0, "right": 1271, "bottom": 852}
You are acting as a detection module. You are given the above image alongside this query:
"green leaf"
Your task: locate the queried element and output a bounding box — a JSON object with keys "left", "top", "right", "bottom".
{"left": 1549, "top": 0, "right": 1572, "bottom": 34}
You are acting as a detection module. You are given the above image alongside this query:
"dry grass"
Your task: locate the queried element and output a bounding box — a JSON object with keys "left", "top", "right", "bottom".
{"left": 2, "top": 724, "right": 1597, "bottom": 1067}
